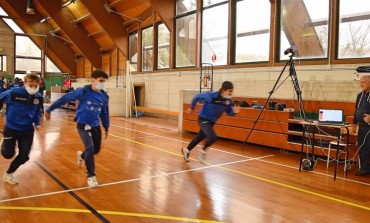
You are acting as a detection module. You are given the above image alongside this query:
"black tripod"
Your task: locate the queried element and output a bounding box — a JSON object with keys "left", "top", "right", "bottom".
{"left": 241, "top": 50, "right": 307, "bottom": 149}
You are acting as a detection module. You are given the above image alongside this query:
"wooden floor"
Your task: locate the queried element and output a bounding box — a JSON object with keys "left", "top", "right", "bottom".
{"left": 0, "top": 110, "right": 369, "bottom": 223}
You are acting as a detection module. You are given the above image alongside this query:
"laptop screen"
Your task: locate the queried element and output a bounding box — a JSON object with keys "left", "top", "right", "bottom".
{"left": 318, "top": 109, "right": 343, "bottom": 124}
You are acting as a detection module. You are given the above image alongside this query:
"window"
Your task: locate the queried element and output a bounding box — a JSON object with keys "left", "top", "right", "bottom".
{"left": 158, "top": 24, "right": 170, "bottom": 69}
{"left": 15, "top": 58, "right": 41, "bottom": 71}
{"left": 15, "top": 34, "right": 42, "bottom": 73}
{"left": 235, "top": 0, "right": 270, "bottom": 63}
{"left": 176, "top": 14, "right": 197, "bottom": 67}
{"left": 142, "top": 27, "right": 154, "bottom": 71}
{"left": 176, "top": 0, "right": 196, "bottom": 15}
{"left": 16, "top": 35, "right": 41, "bottom": 57}
{"left": 338, "top": 0, "right": 370, "bottom": 59}
{"left": 2, "top": 18, "right": 24, "bottom": 33}
{"left": 0, "top": 7, "right": 7, "bottom": 16}
{"left": 0, "top": 55, "right": 6, "bottom": 72}
{"left": 203, "top": 0, "right": 227, "bottom": 7}
{"left": 279, "top": 0, "right": 329, "bottom": 60}
{"left": 129, "top": 33, "right": 138, "bottom": 70}
{"left": 202, "top": 2, "right": 228, "bottom": 65}
{"left": 176, "top": 0, "right": 197, "bottom": 68}
{"left": 46, "top": 57, "right": 60, "bottom": 73}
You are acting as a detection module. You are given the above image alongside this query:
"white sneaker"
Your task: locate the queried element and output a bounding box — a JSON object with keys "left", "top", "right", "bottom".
{"left": 87, "top": 176, "right": 99, "bottom": 188}
{"left": 76, "top": 151, "right": 83, "bottom": 167}
{"left": 197, "top": 150, "right": 206, "bottom": 164}
{"left": 182, "top": 148, "right": 190, "bottom": 162}
{"left": 3, "top": 173, "right": 19, "bottom": 184}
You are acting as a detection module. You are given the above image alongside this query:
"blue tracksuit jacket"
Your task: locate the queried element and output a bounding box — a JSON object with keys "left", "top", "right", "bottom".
{"left": 46, "top": 85, "right": 109, "bottom": 131}
{"left": 191, "top": 91, "right": 235, "bottom": 122}
{"left": 0, "top": 87, "right": 42, "bottom": 131}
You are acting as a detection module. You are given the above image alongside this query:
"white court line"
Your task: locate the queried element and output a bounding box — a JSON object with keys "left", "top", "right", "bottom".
{"left": 110, "top": 123, "right": 370, "bottom": 186}
{"left": 110, "top": 123, "right": 253, "bottom": 159}
{"left": 0, "top": 155, "right": 273, "bottom": 203}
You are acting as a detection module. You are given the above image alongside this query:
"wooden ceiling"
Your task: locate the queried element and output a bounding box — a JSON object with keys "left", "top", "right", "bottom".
{"left": 0, "top": 0, "right": 174, "bottom": 75}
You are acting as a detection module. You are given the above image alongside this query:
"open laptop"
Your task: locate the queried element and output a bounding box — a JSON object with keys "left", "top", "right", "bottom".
{"left": 318, "top": 109, "right": 344, "bottom": 125}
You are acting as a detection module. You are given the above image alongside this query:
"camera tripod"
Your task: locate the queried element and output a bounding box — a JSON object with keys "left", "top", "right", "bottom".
{"left": 241, "top": 51, "right": 308, "bottom": 149}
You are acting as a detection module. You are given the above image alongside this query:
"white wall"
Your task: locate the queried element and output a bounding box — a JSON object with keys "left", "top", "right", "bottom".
{"left": 74, "top": 63, "right": 365, "bottom": 118}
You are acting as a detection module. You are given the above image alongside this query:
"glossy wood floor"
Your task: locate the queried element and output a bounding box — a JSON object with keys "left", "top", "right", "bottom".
{"left": 0, "top": 110, "right": 369, "bottom": 223}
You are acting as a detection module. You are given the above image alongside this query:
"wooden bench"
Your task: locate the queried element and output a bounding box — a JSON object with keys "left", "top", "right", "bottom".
{"left": 134, "top": 106, "right": 179, "bottom": 117}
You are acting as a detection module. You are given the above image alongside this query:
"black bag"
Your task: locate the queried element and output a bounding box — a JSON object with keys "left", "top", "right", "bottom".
{"left": 356, "top": 66, "right": 370, "bottom": 73}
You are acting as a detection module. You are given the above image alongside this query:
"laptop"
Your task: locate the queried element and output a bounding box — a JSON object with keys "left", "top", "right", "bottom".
{"left": 318, "top": 109, "right": 344, "bottom": 125}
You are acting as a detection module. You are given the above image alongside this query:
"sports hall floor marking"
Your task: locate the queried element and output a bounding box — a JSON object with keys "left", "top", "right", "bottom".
{"left": 109, "top": 122, "right": 370, "bottom": 211}
{"left": 2, "top": 117, "right": 368, "bottom": 221}
{"left": 0, "top": 206, "right": 223, "bottom": 223}
{"left": 57, "top": 119, "right": 370, "bottom": 211}
{"left": 0, "top": 156, "right": 267, "bottom": 223}
{"left": 34, "top": 161, "right": 110, "bottom": 223}
{"left": 0, "top": 155, "right": 271, "bottom": 203}
{"left": 110, "top": 123, "right": 370, "bottom": 186}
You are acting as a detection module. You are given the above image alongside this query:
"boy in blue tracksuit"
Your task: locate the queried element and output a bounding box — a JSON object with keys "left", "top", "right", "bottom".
{"left": 182, "top": 81, "right": 240, "bottom": 164}
{"left": 0, "top": 73, "right": 43, "bottom": 184}
{"left": 45, "top": 70, "right": 109, "bottom": 187}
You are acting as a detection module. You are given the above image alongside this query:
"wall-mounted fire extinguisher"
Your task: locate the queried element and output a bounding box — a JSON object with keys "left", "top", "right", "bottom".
{"left": 203, "top": 74, "right": 210, "bottom": 88}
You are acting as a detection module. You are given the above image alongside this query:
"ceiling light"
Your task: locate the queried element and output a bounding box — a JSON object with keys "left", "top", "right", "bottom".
{"left": 61, "top": 0, "right": 77, "bottom": 9}
{"left": 40, "top": 16, "right": 50, "bottom": 23}
{"left": 26, "top": 0, "right": 35, "bottom": 14}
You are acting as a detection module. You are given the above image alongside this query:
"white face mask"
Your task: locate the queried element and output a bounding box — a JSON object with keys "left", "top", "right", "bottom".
{"left": 224, "top": 95, "right": 232, "bottom": 99}
{"left": 96, "top": 83, "right": 104, "bottom": 90}
{"left": 25, "top": 86, "right": 39, "bottom": 95}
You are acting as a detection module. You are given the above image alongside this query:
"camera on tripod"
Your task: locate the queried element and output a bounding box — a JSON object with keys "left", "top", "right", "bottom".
{"left": 284, "top": 46, "right": 297, "bottom": 55}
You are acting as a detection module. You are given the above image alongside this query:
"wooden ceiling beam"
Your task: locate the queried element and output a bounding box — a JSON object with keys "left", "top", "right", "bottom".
{"left": 0, "top": 0, "right": 76, "bottom": 74}
{"left": 109, "top": 0, "right": 126, "bottom": 8}
{"left": 37, "top": 0, "right": 102, "bottom": 69}
{"left": 147, "top": 0, "right": 174, "bottom": 31}
{"left": 71, "top": 13, "right": 91, "bottom": 26}
{"left": 88, "top": 30, "right": 106, "bottom": 38}
{"left": 80, "top": 0, "right": 128, "bottom": 57}
{"left": 123, "top": 6, "right": 153, "bottom": 27}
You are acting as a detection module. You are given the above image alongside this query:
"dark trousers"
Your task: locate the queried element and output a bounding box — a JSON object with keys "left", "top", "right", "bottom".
{"left": 77, "top": 123, "right": 102, "bottom": 177}
{"left": 1, "top": 127, "right": 34, "bottom": 174}
{"left": 187, "top": 117, "right": 217, "bottom": 151}
{"left": 358, "top": 125, "right": 370, "bottom": 172}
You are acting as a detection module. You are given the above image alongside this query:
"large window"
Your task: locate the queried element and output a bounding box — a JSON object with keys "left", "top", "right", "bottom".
{"left": 0, "top": 55, "right": 6, "bottom": 72}
{"left": 338, "top": 0, "right": 370, "bottom": 59}
{"left": 175, "top": 0, "right": 197, "bottom": 67}
{"left": 202, "top": 2, "right": 228, "bottom": 65}
{"left": 142, "top": 27, "right": 154, "bottom": 71}
{"left": 235, "top": 0, "right": 270, "bottom": 63}
{"left": 176, "top": 0, "right": 196, "bottom": 15}
{"left": 279, "top": 0, "right": 329, "bottom": 60}
{"left": 129, "top": 33, "right": 138, "bottom": 71}
{"left": 176, "top": 14, "right": 197, "bottom": 67}
{"left": 158, "top": 24, "right": 170, "bottom": 69}
{"left": 15, "top": 35, "right": 42, "bottom": 72}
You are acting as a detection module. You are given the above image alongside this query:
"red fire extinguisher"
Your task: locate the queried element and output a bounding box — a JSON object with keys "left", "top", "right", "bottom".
{"left": 204, "top": 74, "right": 210, "bottom": 88}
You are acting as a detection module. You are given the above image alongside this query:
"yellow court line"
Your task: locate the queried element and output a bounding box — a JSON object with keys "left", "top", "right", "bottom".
{"left": 56, "top": 119, "right": 370, "bottom": 211}
{"left": 108, "top": 130, "right": 370, "bottom": 212}
{"left": 0, "top": 206, "right": 223, "bottom": 223}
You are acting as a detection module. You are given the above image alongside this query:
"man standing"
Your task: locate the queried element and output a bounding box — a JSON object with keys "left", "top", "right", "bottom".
{"left": 0, "top": 73, "right": 43, "bottom": 184}
{"left": 45, "top": 69, "right": 110, "bottom": 187}
{"left": 353, "top": 75, "right": 370, "bottom": 176}
{"left": 182, "top": 81, "right": 240, "bottom": 164}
